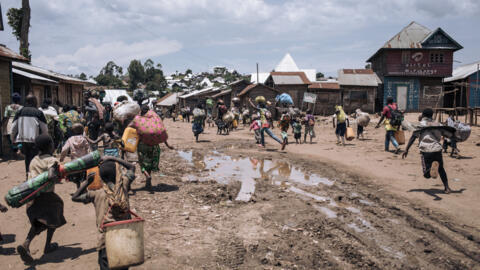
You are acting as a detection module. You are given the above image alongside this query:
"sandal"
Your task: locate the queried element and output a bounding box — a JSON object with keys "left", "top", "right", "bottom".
{"left": 17, "top": 245, "right": 34, "bottom": 264}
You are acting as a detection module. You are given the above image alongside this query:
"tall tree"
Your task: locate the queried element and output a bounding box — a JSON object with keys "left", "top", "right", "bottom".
{"left": 7, "top": 0, "right": 31, "bottom": 59}
{"left": 128, "top": 60, "right": 145, "bottom": 90}
{"left": 95, "top": 61, "right": 123, "bottom": 88}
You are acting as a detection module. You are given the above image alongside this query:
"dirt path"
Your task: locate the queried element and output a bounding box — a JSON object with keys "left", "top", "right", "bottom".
{"left": 1, "top": 116, "right": 479, "bottom": 269}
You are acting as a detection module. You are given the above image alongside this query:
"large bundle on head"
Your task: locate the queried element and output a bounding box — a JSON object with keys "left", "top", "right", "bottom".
{"left": 255, "top": 96, "right": 266, "bottom": 104}
{"left": 232, "top": 97, "right": 240, "bottom": 104}
{"left": 275, "top": 93, "right": 293, "bottom": 106}
{"left": 131, "top": 110, "right": 168, "bottom": 146}
{"left": 193, "top": 108, "right": 205, "bottom": 119}
{"left": 113, "top": 101, "right": 141, "bottom": 123}
{"left": 447, "top": 119, "right": 471, "bottom": 142}
{"left": 355, "top": 109, "right": 370, "bottom": 127}
{"left": 222, "top": 111, "right": 234, "bottom": 123}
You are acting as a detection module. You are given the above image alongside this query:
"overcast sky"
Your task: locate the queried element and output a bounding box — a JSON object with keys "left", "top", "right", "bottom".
{"left": 1, "top": 0, "right": 479, "bottom": 78}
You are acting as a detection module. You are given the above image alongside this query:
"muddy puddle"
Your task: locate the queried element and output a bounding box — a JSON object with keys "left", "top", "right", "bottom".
{"left": 177, "top": 150, "right": 385, "bottom": 235}
{"left": 178, "top": 150, "right": 336, "bottom": 202}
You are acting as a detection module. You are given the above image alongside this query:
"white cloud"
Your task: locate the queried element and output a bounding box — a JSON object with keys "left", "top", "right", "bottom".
{"left": 33, "top": 39, "right": 182, "bottom": 75}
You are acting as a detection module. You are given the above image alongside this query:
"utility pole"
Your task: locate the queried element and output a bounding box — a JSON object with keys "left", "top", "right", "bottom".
{"left": 256, "top": 63, "right": 259, "bottom": 85}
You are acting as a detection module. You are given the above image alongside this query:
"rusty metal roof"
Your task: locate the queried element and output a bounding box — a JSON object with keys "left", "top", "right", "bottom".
{"left": 338, "top": 69, "right": 381, "bottom": 87}
{"left": 308, "top": 82, "right": 340, "bottom": 90}
{"left": 237, "top": 84, "right": 279, "bottom": 96}
{"left": 0, "top": 45, "right": 29, "bottom": 62}
{"left": 383, "top": 22, "right": 431, "bottom": 50}
{"left": 13, "top": 61, "right": 86, "bottom": 84}
{"left": 367, "top": 21, "right": 462, "bottom": 62}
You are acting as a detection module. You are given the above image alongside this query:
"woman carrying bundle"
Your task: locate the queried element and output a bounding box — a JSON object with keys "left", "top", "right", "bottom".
{"left": 130, "top": 105, "right": 174, "bottom": 190}
{"left": 192, "top": 103, "right": 206, "bottom": 142}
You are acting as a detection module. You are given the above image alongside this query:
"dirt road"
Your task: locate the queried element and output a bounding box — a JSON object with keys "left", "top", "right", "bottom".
{"left": 1, "top": 115, "right": 479, "bottom": 269}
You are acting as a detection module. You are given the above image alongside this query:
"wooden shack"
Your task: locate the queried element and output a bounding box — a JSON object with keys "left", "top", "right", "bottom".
{"left": 264, "top": 72, "right": 311, "bottom": 108}
{"left": 13, "top": 61, "right": 86, "bottom": 107}
{"left": 338, "top": 69, "right": 380, "bottom": 113}
{"left": 367, "top": 21, "right": 463, "bottom": 112}
{"left": 307, "top": 82, "right": 341, "bottom": 115}
{"left": 237, "top": 83, "right": 280, "bottom": 111}
{"left": 0, "top": 45, "right": 28, "bottom": 114}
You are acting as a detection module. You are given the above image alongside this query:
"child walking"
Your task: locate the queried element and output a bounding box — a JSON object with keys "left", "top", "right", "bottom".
{"left": 249, "top": 115, "right": 262, "bottom": 145}
{"left": 17, "top": 134, "right": 66, "bottom": 264}
{"left": 60, "top": 123, "right": 90, "bottom": 187}
{"left": 88, "top": 122, "right": 122, "bottom": 158}
{"left": 333, "top": 105, "right": 350, "bottom": 146}
{"left": 402, "top": 108, "right": 455, "bottom": 194}
{"left": 292, "top": 118, "right": 302, "bottom": 144}
{"left": 71, "top": 155, "right": 136, "bottom": 270}
{"left": 278, "top": 112, "right": 291, "bottom": 146}
{"left": 303, "top": 110, "right": 315, "bottom": 144}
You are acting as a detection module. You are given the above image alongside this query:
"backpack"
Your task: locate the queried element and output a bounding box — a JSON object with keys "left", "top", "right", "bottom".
{"left": 387, "top": 105, "right": 403, "bottom": 127}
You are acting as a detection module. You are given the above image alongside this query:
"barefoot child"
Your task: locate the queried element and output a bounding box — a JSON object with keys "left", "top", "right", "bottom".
{"left": 402, "top": 108, "right": 455, "bottom": 194}
{"left": 17, "top": 134, "right": 66, "bottom": 264}
{"left": 60, "top": 123, "right": 90, "bottom": 187}
{"left": 71, "top": 155, "right": 136, "bottom": 270}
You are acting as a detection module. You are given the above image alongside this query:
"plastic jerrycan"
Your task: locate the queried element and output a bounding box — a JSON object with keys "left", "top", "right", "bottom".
{"left": 122, "top": 127, "right": 140, "bottom": 153}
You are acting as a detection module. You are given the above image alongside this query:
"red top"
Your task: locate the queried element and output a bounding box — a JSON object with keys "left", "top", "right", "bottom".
{"left": 382, "top": 103, "right": 397, "bottom": 119}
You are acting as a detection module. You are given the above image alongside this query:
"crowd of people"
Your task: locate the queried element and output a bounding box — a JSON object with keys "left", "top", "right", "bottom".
{"left": 0, "top": 90, "right": 468, "bottom": 269}
{"left": 1, "top": 91, "right": 174, "bottom": 269}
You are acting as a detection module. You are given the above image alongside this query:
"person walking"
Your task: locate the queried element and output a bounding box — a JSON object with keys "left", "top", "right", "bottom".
{"left": 376, "top": 97, "right": 401, "bottom": 154}
{"left": 2, "top": 93, "right": 23, "bottom": 158}
{"left": 11, "top": 95, "right": 48, "bottom": 177}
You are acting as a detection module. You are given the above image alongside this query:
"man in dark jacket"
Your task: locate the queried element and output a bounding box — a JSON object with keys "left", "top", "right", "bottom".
{"left": 11, "top": 95, "right": 48, "bottom": 177}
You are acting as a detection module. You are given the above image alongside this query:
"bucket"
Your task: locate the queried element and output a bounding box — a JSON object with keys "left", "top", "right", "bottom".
{"left": 395, "top": 130, "right": 405, "bottom": 145}
{"left": 346, "top": 127, "right": 355, "bottom": 141}
{"left": 103, "top": 211, "right": 145, "bottom": 270}
{"left": 86, "top": 166, "right": 102, "bottom": 190}
{"left": 122, "top": 127, "right": 139, "bottom": 153}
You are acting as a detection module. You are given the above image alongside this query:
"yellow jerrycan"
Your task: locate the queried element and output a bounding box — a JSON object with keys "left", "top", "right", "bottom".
{"left": 122, "top": 127, "right": 140, "bottom": 153}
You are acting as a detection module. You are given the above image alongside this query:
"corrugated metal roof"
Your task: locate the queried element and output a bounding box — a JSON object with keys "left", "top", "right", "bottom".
{"left": 250, "top": 72, "right": 270, "bottom": 84}
{"left": 383, "top": 22, "right": 431, "bottom": 49}
{"left": 12, "top": 68, "right": 57, "bottom": 83}
{"left": 179, "top": 87, "right": 216, "bottom": 99}
{"left": 212, "top": 89, "right": 232, "bottom": 98}
{"left": 308, "top": 82, "right": 340, "bottom": 90}
{"left": 0, "top": 45, "right": 29, "bottom": 62}
{"left": 338, "top": 69, "right": 381, "bottom": 87}
{"left": 13, "top": 61, "right": 86, "bottom": 84}
{"left": 158, "top": 92, "right": 180, "bottom": 106}
{"left": 367, "top": 21, "right": 462, "bottom": 62}
{"left": 444, "top": 61, "right": 480, "bottom": 82}
{"left": 275, "top": 53, "right": 300, "bottom": 72}
{"left": 237, "top": 83, "right": 279, "bottom": 96}
{"left": 270, "top": 72, "right": 311, "bottom": 85}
